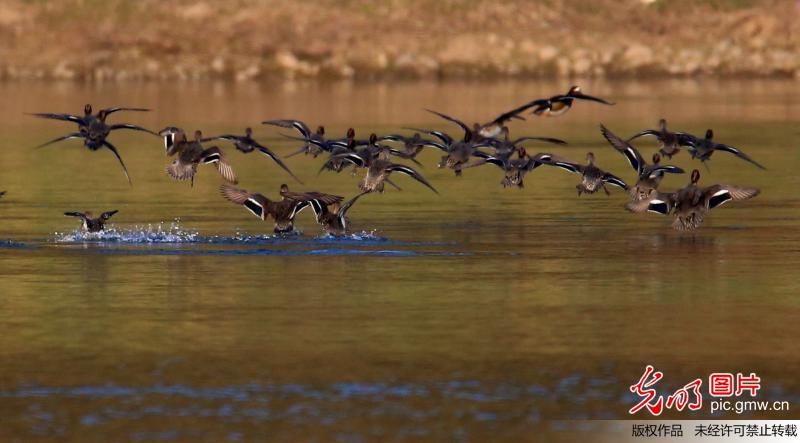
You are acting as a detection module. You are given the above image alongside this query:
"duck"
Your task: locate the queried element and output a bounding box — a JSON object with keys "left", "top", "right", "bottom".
{"left": 30, "top": 106, "right": 155, "bottom": 185}
{"left": 424, "top": 103, "right": 535, "bottom": 140}
{"left": 403, "top": 126, "right": 492, "bottom": 176}
{"left": 682, "top": 129, "right": 765, "bottom": 170}
{"left": 486, "top": 126, "right": 566, "bottom": 157}
{"left": 525, "top": 86, "right": 614, "bottom": 117}
{"left": 626, "top": 119, "right": 695, "bottom": 159}
{"left": 309, "top": 192, "right": 369, "bottom": 235}
{"left": 322, "top": 144, "right": 438, "bottom": 194}
{"left": 600, "top": 124, "right": 684, "bottom": 200}
{"left": 262, "top": 119, "right": 328, "bottom": 157}
{"left": 28, "top": 104, "right": 150, "bottom": 129}
{"left": 159, "top": 128, "right": 237, "bottom": 186}
{"left": 538, "top": 152, "right": 628, "bottom": 196}
{"left": 220, "top": 183, "right": 342, "bottom": 233}
{"left": 465, "top": 147, "right": 553, "bottom": 188}
{"left": 200, "top": 127, "right": 302, "bottom": 183}
{"left": 64, "top": 210, "right": 118, "bottom": 233}
{"left": 625, "top": 170, "right": 760, "bottom": 231}
{"left": 377, "top": 133, "right": 438, "bottom": 162}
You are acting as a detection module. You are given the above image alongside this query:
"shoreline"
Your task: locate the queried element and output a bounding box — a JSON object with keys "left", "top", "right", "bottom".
{"left": 1, "top": 0, "right": 797, "bottom": 82}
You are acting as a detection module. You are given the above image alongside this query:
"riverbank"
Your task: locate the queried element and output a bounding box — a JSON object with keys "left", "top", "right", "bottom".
{"left": 0, "top": 0, "right": 797, "bottom": 81}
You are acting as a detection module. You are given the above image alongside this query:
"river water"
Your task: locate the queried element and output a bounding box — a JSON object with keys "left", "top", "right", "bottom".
{"left": 0, "top": 79, "right": 798, "bottom": 442}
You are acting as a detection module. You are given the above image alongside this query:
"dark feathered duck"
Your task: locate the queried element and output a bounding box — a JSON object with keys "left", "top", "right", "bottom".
{"left": 537, "top": 151, "right": 628, "bottom": 196}
{"left": 29, "top": 104, "right": 156, "bottom": 185}
{"left": 600, "top": 124, "right": 684, "bottom": 201}
{"left": 321, "top": 134, "right": 438, "bottom": 194}
{"left": 523, "top": 86, "right": 614, "bottom": 117}
{"left": 64, "top": 210, "right": 118, "bottom": 233}
{"left": 625, "top": 170, "right": 759, "bottom": 231}
{"left": 682, "top": 129, "right": 765, "bottom": 170}
{"left": 200, "top": 127, "right": 302, "bottom": 183}
{"left": 626, "top": 118, "right": 696, "bottom": 159}
{"left": 220, "top": 183, "right": 343, "bottom": 233}
{"left": 159, "top": 128, "right": 238, "bottom": 186}
{"left": 309, "top": 192, "right": 369, "bottom": 235}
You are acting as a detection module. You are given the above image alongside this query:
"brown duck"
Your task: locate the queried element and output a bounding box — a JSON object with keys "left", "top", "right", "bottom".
{"left": 221, "top": 184, "right": 342, "bottom": 233}
{"left": 322, "top": 147, "right": 438, "bottom": 194}
{"left": 159, "top": 128, "right": 237, "bottom": 186}
{"left": 310, "top": 192, "right": 369, "bottom": 235}
{"left": 538, "top": 152, "right": 628, "bottom": 196}
{"left": 625, "top": 170, "right": 760, "bottom": 231}
{"left": 601, "top": 124, "right": 684, "bottom": 201}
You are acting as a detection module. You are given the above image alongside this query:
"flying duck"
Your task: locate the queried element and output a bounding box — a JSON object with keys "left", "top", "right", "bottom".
{"left": 600, "top": 124, "right": 684, "bottom": 201}
{"left": 64, "top": 210, "right": 118, "bottom": 233}
{"left": 220, "top": 183, "right": 342, "bottom": 233}
{"left": 200, "top": 127, "right": 302, "bottom": 183}
{"left": 625, "top": 170, "right": 760, "bottom": 231}
{"left": 538, "top": 151, "right": 628, "bottom": 196}
{"left": 159, "top": 128, "right": 237, "bottom": 186}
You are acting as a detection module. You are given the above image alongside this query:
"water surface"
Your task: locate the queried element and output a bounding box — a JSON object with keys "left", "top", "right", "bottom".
{"left": 1, "top": 79, "right": 799, "bottom": 442}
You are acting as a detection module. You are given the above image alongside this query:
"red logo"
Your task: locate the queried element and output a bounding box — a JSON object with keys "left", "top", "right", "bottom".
{"left": 629, "top": 366, "right": 762, "bottom": 415}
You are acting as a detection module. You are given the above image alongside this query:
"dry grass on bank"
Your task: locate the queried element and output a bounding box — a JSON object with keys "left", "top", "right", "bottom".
{"left": 0, "top": 0, "right": 797, "bottom": 80}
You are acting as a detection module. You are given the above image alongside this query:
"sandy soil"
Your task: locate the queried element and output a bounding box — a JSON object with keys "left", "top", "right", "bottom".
{"left": 0, "top": 0, "right": 797, "bottom": 80}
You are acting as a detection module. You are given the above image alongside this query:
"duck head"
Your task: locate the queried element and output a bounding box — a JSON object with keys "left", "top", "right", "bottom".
{"left": 84, "top": 104, "right": 93, "bottom": 116}
{"left": 652, "top": 153, "right": 661, "bottom": 164}
{"left": 193, "top": 130, "right": 203, "bottom": 141}
{"left": 705, "top": 129, "right": 714, "bottom": 140}
{"left": 97, "top": 109, "right": 108, "bottom": 122}
{"left": 658, "top": 118, "right": 667, "bottom": 130}
{"left": 316, "top": 126, "right": 325, "bottom": 136}
{"left": 346, "top": 128, "right": 355, "bottom": 139}
{"left": 691, "top": 169, "right": 700, "bottom": 184}
{"left": 568, "top": 85, "right": 582, "bottom": 96}
{"left": 280, "top": 184, "right": 289, "bottom": 193}
{"left": 369, "top": 133, "right": 378, "bottom": 145}
{"left": 517, "top": 146, "right": 527, "bottom": 158}
{"left": 586, "top": 151, "right": 595, "bottom": 165}
{"left": 245, "top": 127, "right": 253, "bottom": 138}
{"left": 158, "top": 127, "right": 185, "bottom": 154}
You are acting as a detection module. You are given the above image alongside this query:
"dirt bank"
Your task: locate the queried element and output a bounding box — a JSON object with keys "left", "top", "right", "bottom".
{"left": 0, "top": 0, "right": 798, "bottom": 81}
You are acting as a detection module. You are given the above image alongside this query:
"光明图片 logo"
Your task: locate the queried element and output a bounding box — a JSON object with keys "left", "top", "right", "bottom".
{"left": 629, "top": 365, "right": 789, "bottom": 416}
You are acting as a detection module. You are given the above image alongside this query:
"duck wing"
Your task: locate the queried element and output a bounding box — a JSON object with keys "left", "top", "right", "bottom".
{"left": 103, "top": 140, "right": 133, "bottom": 186}
{"left": 702, "top": 184, "right": 760, "bottom": 210}
{"left": 108, "top": 123, "right": 157, "bottom": 135}
{"left": 601, "top": 171, "right": 628, "bottom": 190}
{"left": 220, "top": 184, "right": 271, "bottom": 220}
{"left": 262, "top": 119, "right": 311, "bottom": 139}
{"left": 102, "top": 107, "right": 151, "bottom": 115}
{"left": 403, "top": 127, "right": 454, "bottom": 146}
{"left": 425, "top": 109, "right": 472, "bottom": 141}
{"left": 511, "top": 136, "right": 567, "bottom": 146}
{"left": 535, "top": 154, "right": 585, "bottom": 174}
{"left": 600, "top": 124, "right": 644, "bottom": 175}
{"left": 626, "top": 129, "right": 660, "bottom": 142}
{"left": 710, "top": 142, "right": 765, "bottom": 169}
{"left": 201, "top": 147, "right": 238, "bottom": 184}
{"left": 34, "top": 132, "right": 86, "bottom": 149}
{"left": 250, "top": 141, "right": 303, "bottom": 184}
{"left": 386, "top": 164, "right": 438, "bottom": 194}
{"left": 625, "top": 191, "right": 676, "bottom": 215}
{"left": 28, "top": 112, "right": 85, "bottom": 125}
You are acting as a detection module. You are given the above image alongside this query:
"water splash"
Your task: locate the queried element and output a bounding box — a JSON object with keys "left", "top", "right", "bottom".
{"left": 54, "top": 221, "right": 199, "bottom": 244}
